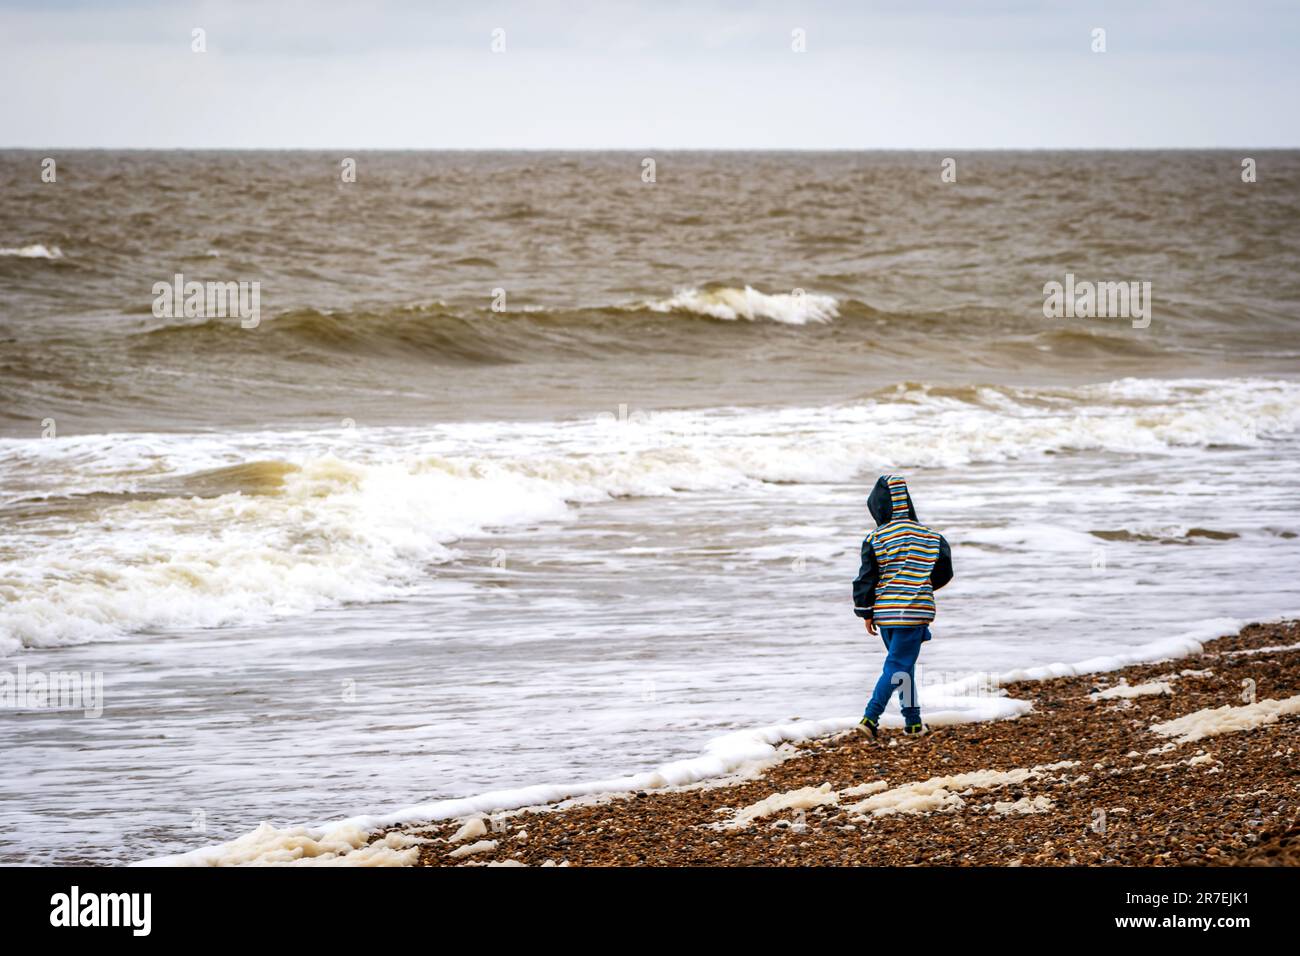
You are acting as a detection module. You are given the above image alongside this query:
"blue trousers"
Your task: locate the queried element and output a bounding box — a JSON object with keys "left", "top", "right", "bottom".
{"left": 863, "top": 625, "right": 930, "bottom": 725}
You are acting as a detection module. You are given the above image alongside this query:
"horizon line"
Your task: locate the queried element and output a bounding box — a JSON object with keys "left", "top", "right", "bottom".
{"left": 4, "top": 145, "right": 1298, "bottom": 152}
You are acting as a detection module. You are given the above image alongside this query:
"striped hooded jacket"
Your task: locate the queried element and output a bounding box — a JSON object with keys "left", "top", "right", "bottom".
{"left": 852, "top": 475, "right": 953, "bottom": 627}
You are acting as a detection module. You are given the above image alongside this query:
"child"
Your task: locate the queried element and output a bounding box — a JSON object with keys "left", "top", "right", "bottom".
{"left": 852, "top": 474, "right": 953, "bottom": 737}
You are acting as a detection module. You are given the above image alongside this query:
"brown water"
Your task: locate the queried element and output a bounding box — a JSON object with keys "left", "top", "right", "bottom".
{"left": 3, "top": 150, "right": 1298, "bottom": 434}
{"left": 1, "top": 151, "right": 1299, "bottom": 864}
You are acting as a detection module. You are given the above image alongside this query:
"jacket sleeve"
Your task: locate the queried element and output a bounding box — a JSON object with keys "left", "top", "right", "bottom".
{"left": 930, "top": 535, "right": 953, "bottom": 591}
{"left": 852, "top": 538, "right": 878, "bottom": 619}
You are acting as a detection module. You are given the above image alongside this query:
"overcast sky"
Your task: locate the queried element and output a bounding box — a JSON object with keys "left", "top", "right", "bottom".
{"left": 2, "top": 0, "right": 1296, "bottom": 148}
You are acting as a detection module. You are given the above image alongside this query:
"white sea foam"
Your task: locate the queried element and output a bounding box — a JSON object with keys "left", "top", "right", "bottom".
{"left": 644, "top": 286, "right": 839, "bottom": 324}
{"left": 992, "top": 795, "right": 1055, "bottom": 815}
{"left": 1150, "top": 695, "right": 1300, "bottom": 744}
{"left": 720, "top": 783, "right": 839, "bottom": 829}
{"left": 2, "top": 377, "right": 1297, "bottom": 653}
{"left": 0, "top": 243, "right": 63, "bottom": 259}
{"left": 845, "top": 761, "right": 1077, "bottom": 818}
{"left": 448, "top": 817, "right": 489, "bottom": 844}
{"left": 0, "top": 454, "right": 572, "bottom": 652}
{"left": 1091, "top": 680, "right": 1174, "bottom": 700}
{"left": 447, "top": 839, "right": 497, "bottom": 859}
{"left": 158, "top": 821, "right": 420, "bottom": 867}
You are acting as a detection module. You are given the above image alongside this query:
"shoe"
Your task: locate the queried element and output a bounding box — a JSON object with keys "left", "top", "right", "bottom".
{"left": 903, "top": 722, "right": 925, "bottom": 736}
{"left": 858, "top": 716, "right": 879, "bottom": 738}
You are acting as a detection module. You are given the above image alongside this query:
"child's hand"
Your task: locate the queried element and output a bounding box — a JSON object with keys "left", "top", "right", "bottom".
{"left": 864, "top": 618, "right": 877, "bottom": 635}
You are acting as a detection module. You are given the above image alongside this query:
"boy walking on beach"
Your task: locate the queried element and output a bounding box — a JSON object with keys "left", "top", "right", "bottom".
{"left": 852, "top": 475, "right": 953, "bottom": 737}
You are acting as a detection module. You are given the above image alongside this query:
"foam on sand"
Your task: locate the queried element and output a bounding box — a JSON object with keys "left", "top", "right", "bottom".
{"left": 1150, "top": 695, "right": 1300, "bottom": 744}
{"left": 718, "top": 764, "right": 1072, "bottom": 829}
{"left": 719, "top": 783, "right": 839, "bottom": 830}
{"left": 992, "top": 795, "right": 1055, "bottom": 815}
{"left": 1092, "top": 680, "right": 1174, "bottom": 700}
{"left": 448, "top": 817, "right": 488, "bottom": 844}
{"left": 161, "top": 821, "right": 420, "bottom": 867}
{"left": 845, "top": 761, "right": 1077, "bottom": 819}
{"left": 447, "top": 839, "right": 497, "bottom": 859}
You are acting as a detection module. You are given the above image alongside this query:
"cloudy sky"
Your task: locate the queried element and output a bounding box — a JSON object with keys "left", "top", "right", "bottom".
{"left": 2, "top": 0, "right": 1296, "bottom": 148}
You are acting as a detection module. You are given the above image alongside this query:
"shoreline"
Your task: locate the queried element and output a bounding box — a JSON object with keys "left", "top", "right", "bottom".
{"left": 390, "top": 619, "right": 1299, "bottom": 867}
{"left": 151, "top": 617, "right": 1300, "bottom": 866}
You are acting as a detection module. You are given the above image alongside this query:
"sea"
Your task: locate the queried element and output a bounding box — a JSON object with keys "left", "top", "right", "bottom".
{"left": 1, "top": 150, "right": 1298, "bottom": 863}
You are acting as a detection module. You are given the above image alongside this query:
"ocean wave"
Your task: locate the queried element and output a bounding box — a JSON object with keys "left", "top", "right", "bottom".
{"left": 1027, "top": 327, "right": 1164, "bottom": 357}
{"left": 120, "top": 288, "right": 847, "bottom": 364}
{"left": 0, "top": 244, "right": 63, "bottom": 259}
{"left": 1, "top": 376, "right": 1297, "bottom": 653}
{"left": 129, "top": 305, "right": 525, "bottom": 364}
{"left": 0, "top": 453, "right": 573, "bottom": 653}
{"left": 641, "top": 285, "right": 839, "bottom": 324}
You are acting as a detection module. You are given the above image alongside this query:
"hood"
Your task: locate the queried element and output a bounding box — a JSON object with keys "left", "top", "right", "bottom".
{"left": 867, "top": 474, "right": 918, "bottom": 526}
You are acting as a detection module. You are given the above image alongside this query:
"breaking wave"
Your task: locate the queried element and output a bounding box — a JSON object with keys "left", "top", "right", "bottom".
{"left": 1, "top": 376, "right": 1297, "bottom": 654}
{"left": 0, "top": 243, "right": 63, "bottom": 259}
{"left": 641, "top": 286, "right": 839, "bottom": 324}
